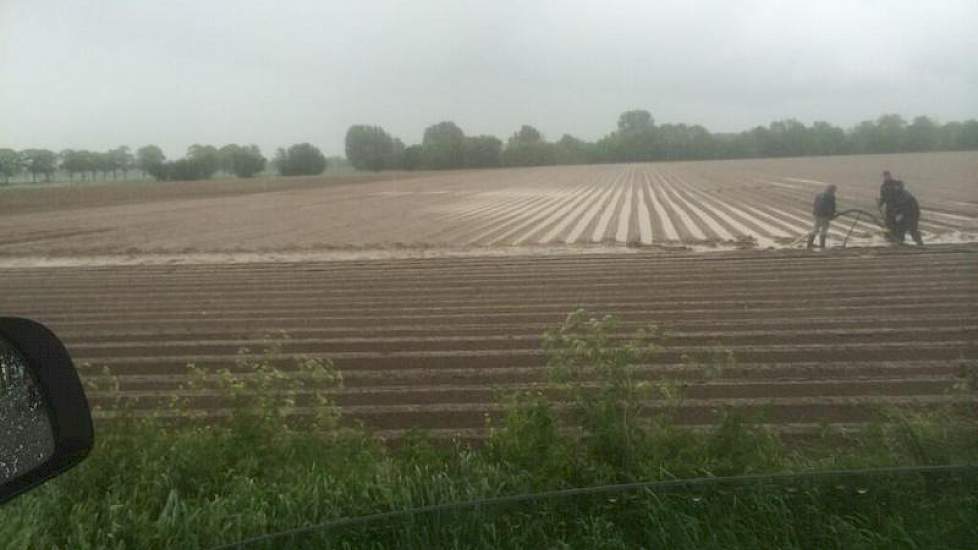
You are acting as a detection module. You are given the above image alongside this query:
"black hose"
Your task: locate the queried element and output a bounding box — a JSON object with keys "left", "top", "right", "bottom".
{"left": 213, "top": 463, "right": 978, "bottom": 549}
{"left": 833, "top": 208, "right": 885, "bottom": 229}
{"left": 841, "top": 211, "right": 862, "bottom": 248}
{"left": 785, "top": 207, "right": 886, "bottom": 247}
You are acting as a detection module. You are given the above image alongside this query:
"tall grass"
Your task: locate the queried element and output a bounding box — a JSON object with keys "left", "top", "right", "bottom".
{"left": 2, "top": 310, "right": 976, "bottom": 549}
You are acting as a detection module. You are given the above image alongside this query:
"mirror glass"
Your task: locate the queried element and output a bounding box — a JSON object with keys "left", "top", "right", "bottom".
{"left": 0, "top": 336, "right": 55, "bottom": 484}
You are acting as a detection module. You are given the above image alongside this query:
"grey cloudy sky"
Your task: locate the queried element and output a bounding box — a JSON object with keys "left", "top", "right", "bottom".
{"left": 2, "top": 0, "right": 976, "bottom": 157}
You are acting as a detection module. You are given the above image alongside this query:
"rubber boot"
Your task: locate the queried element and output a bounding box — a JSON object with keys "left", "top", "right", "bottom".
{"left": 806, "top": 234, "right": 815, "bottom": 249}
{"left": 819, "top": 235, "right": 826, "bottom": 249}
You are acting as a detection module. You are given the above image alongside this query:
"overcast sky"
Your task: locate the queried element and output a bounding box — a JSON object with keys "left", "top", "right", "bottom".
{"left": 2, "top": 0, "right": 976, "bottom": 157}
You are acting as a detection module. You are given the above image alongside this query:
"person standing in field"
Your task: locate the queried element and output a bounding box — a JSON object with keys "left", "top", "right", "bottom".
{"left": 878, "top": 170, "right": 904, "bottom": 237}
{"left": 806, "top": 184, "right": 837, "bottom": 249}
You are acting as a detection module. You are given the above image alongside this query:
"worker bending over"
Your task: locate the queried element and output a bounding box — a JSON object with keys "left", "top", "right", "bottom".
{"left": 889, "top": 186, "right": 924, "bottom": 245}
{"left": 878, "top": 171, "right": 903, "bottom": 232}
{"left": 878, "top": 170, "right": 924, "bottom": 246}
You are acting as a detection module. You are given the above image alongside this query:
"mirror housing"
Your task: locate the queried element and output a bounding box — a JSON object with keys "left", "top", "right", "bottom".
{"left": 0, "top": 317, "right": 93, "bottom": 505}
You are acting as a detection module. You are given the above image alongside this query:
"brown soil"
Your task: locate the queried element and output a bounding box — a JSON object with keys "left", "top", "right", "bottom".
{"left": 1, "top": 153, "right": 975, "bottom": 257}
{"left": 1, "top": 245, "right": 975, "bottom": 438}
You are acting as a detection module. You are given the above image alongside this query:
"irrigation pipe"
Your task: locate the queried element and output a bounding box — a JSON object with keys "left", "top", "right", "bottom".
{"left": 841, "top": 211, "right": 862, "bottom": 248}
{"left": 214, "top": 462, "right": 978, "bottom": 549}
{"left": 834, "top": 208, "right": 885, "bottom": 229}
{"left": 783, "top": 208, "right": 886, "bottom": 248}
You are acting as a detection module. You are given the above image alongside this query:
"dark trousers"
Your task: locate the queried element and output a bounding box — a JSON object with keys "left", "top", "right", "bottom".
{"left": 893, "top": 215, "right": 924, "bottom": 245}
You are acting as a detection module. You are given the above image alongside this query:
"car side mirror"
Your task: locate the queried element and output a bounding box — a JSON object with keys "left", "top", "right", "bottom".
{"left": 0, "top": 317, "right": 93, "bottom": 505}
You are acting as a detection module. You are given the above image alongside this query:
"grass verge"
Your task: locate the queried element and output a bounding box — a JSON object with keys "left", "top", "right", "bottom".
{"left": 3, "top": 310, "right": 976, "bottom": 549}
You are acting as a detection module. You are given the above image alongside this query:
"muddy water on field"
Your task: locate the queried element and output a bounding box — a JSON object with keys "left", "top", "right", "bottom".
{"left": 3, "top": 157, "right": 977, "bottom": 262}
{"left": 0, "top": 245, "right": 642, "bottom": 268}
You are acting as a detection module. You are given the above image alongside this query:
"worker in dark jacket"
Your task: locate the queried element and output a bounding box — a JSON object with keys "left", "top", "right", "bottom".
{"left": 807, "top": 184, "right": 837, "bottom": 249}
{"left": 890, "top": 187, "right": 924, "bottom": 245}
{"left": 878, "top": 170, "right": 904, "bottom": 236}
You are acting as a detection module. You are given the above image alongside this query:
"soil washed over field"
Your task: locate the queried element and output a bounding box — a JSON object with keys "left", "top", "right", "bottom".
{"left": 1, "top": 152, "right": 975, "bottom": 257}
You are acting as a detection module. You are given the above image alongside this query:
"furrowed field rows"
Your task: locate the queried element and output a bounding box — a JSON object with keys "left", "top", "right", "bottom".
{"left": 59, "top": 327, "right": 978, "bottom": 360}
{"left": 46, "top": 314, "right": 978, "bottom": 343}
{"left": 408, "top": 163, "right": 978, "bottom": 249}
{"left": 3, "top": 245, "right": 973, "bottom": 286}
{"left": 1, "top": 246, "right": 975, "bottom": 438}
{"left": 7, "top": 252, "right": 972, "bottom": 287}
{"left": 89, "top": 360, "right": 965, "bottom": 389}
{"left": 5, "top": 274, "right": 973, "bottom": 303}
{"left": 66, "top": 341, "right": 975, "bottom": 374}
{"left": 7, "top": 292, "right": 975, "bottom": 321}
{"left": 2, "top": 153, "right": 976, "bottom": 256}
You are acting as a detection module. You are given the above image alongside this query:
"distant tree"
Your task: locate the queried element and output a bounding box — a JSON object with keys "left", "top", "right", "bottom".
{"left": 778, "top": 119, "right": 813, "bottom": 156}
{"left": 939, "top": 121, "right": 962, "bottom": 150}
{"left": 553, "top": 134, "right": 594, "bottom": 165}
{"left": 19, "top": 149, "right": 57, "bottom": 183}
{"left": 843, "top": 114, "right": 908, "bottom": 153}
{"left": 402, "top": 145, "right": 423, "bottom": 170}
{"left": 59, "top": 149, "right": 81, "bottom": 181}
{"left": 95, "top": 150, "right": 114, "bottom": 179}
{"left": 345, "top": 125, "right": 397, "bottom": 171}
{"left": 959, "top": 120, "right": 978, "bottom": 149}
{"left": 93, "top": 152, "right": 114, "bottom": 180}
{"left": 0, "top": 148, "right": 20, "bottom": 184}
{"left": 809, "top": 121, "right": 848, "bottom": 156}
{"left": 218, "top": 144, "right": 242, "bottom": 174}
{"left": 421, "top": 121, "right": 466, "bottom": 169}
{"left": 39, "top": 149, "right": 59, "bottom": 181}
{"left": 848, "top": 120, "right": 877, "bottom": 154}
{"left": 463, "top": 135, "right": 502, "bottom": 168}
{"left": 387, "top": 138, "right": 406, "bottom": 170}
{"left": 754, "top": 119, "right": 812, "bottom": 157}
{"left": 906, "top": 116, "right": 940, "bottom": 152}
{"left": 611, "top": 110, "right": 658, "bottom": 161}
{"left": 59, "top": 149, "right": 102, "bottom": 181}
{"left": 707, "top": 132, "right": 740, "bottom": 159}
{"left": 687, "top": 125, "right": 715, "bottom": 159}
{"left": 152, "top": 148, "right": 231, "bottom": 182}
{"left": 137, "top": 145, "right": 167, "bottom": 179}
{"left": 876, "top": 114, "right": 908, "bottom": 152}
{"left": 108, "top": 146, "right": 134, "bottom": 179}
{"left": 228, "top": 144, "right": 266, "bottom": 178}
{"left": 748, "top": 123, "right": 776, "bottom": 157}
{"left": 79, "top": 150, "right": 99, "bottom": 180}
{"left": 617, "top": 110, "right": 654, "bottom": 133}
{"left": 274, "top": 143, "right": 327, "bottom": 176}
{"left": 186, "top": 144, "right": 220, "bottom": 179}
{"left": 658, "top": 124, "right": 686, "bottom": 160}
{"left": 939, "top": 119, "right": 978, "bottom": 151}
{"left": 594, "top": 133, "right": 620, "bottom": 162}
{"left": 657, "top": 124, "right": 715, "bottom": 160}
{"left": 271, "top": 148, "right": 286, "bottom": 175}
{"left": 516, "top": 125, "right": 542, "bottom": 143}
{"left": 502, "top": 125, "right": 555, "bottom": 166}
{"left": 162, "top": 159, "right": 200, "bottom": 181}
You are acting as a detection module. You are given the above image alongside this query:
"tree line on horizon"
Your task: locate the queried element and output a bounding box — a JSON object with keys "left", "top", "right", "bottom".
{"left": 344, "top": 111, "right": 978, "bottom": 171}
{"left": 0, "top": 143, "right": 329, "bottom": 185}
{"left": 2, "top": 112, "right": 976, "bottom": 185}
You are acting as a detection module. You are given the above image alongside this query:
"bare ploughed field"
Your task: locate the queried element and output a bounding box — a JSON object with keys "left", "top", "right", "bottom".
{"left": 1, "top": 151, "right": 975, "bottom": 257}
{"left": 0, "top": 247, "right": 975, "bottom": 439}
{"left": 1, "top": 152, "right": 976, "bottom": 438}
